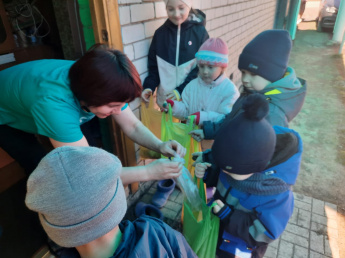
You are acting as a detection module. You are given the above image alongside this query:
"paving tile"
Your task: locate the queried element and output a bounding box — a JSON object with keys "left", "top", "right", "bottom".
{"left": 324, "top": 237, "right": 340, "bottom": 258}
{"left": 168, "top": 189, "right": 180, "bottom": 201}
{"left": 265, "top": 245, "right": 278, "bottom": 258}
{"left": 277, "top": 240, "right": 294, "bottom": 257}
{"left": 310, "top": 231, "right": 324, "bottom": 254}
{"left": 290, "top": 207, "right": 298, "bottom": 224}
{"left": 310, "top": 250, "right": 330, "bottom": 258}
{"left": 324, "top": 203, "right": 338, "bottom": 220}
{"left": 312, "top": 214, "right": 337, "bottom": 229}
{"left": 293, "top": 245, "right": 309, "bottom": 258}
{"left": 285, "top": 223, "right": 309, "bottom": 238}
{"left": 295, "top": 199, "right": 312, "bottom": 212}
{"left": 270, "top": 238, "right": 280, "bottom": 249}
{"left": 312, "top": 198, "right": 325, "bottom": 216}
{"left": 311, "top": 221, "right": 338, "bottom": 239}
{"left": 298, "top": 209, "right": 311, "bottom": 229}
{"left": 294, "top": 193, "right": 312, "bottom": 204}
{"left": 164, "top": 200, "right": 182, "bottom": 212}
{"left": 281, "top": 231, "right": 309, "bottom": 248}
{"left": 161, "top": 206, "right": 178, "bottom": 220}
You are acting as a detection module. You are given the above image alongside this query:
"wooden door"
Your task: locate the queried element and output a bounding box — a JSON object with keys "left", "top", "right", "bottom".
{"left": 88, "top": 0, "right": 139, "bottom": 192}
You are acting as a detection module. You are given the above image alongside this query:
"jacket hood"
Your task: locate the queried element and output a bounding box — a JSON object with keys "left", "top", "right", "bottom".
{"left": 164, "top": 9, "right": 206, "bottom": 29}
{"left": 222, "top": 126, "right": 302, "bottom": 195}
{"left": 265, "top": 126, "right": 303, "bottom": 186}
{"left": 261, "top": 67, "right": 307, "bottom": 122}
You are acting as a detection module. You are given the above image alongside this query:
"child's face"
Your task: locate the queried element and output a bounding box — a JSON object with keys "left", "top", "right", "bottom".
{"left": 166, "top": 0, "right": 190, "bottom": 26}
{"left": 222, "top": 169, "right": 253, "bottom": 181}
{"left": 241, "top": 69, "right": 271, "bottom": 91}
{"left": 198, "top": 64, "right": 224, "bottom": 84}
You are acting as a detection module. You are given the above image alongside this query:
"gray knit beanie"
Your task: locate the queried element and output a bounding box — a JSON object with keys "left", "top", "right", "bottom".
{"left": 25, "top": 146, "right": 126, "bottom": 247}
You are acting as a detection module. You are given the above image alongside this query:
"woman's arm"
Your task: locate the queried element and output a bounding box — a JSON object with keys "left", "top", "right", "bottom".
{"left": 113, "top": 106, "right": 186, "bottom": 157}
{"left": 120, "top": 159, "right": 182, "bottom": 185}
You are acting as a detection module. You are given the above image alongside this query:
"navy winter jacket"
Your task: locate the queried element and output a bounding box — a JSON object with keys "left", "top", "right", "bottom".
{"left": 143, "top": 10, "right": 209, "bottom": 95}
{"left": 203, "top": 126, "right": 302, "bottom": 258}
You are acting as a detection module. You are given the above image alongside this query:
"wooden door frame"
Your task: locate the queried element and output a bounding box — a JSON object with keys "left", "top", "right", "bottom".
{"left": 88, "top": 0, "right": 139, "bottom": 192}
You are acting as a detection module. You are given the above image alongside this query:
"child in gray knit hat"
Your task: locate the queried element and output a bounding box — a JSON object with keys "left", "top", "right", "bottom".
{"left": 25, "top": 146, "right": 196, "bottom": 258}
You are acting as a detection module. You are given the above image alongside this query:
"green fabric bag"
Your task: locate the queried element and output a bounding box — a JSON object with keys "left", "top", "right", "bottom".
{"left": 160, "top": 104, "right": 201, "bottom": 169}
{"left": 183, "top": 177, "right": 220, "bottom": 258}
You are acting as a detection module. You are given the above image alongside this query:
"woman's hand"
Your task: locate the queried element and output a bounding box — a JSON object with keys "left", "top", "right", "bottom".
{"left": 189, "top": 129, "right": 205, "bottom": 142}
{"left": 146, "top": 159, "right": 183, "bottom": 180}
{"left": 195, "top": 162, "right": 212, "bottom": 178}
{"left": 212, "top": 199, "right": 225, "bottom": 214}
{"left": 141, "top": 89, "right": 152, "bottom": 102}
{"left": 159, "top": 140, "right": 186, "bottom": 158}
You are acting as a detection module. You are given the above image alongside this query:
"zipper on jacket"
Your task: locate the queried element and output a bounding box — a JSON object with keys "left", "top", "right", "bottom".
{"left": 175, "top": 25, "right": 181, "bottom": 88}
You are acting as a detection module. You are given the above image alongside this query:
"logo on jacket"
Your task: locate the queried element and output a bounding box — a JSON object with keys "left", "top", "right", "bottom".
{"left": 188, "top": 41, "right": 192, "bottom": 46}
{"left": 248, "top": 63, "right": 258, "bottom": 70}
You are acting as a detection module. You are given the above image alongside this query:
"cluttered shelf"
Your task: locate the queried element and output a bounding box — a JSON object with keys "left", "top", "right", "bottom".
{"left": 0, "top": 0, "right": 63, "bottom": 71}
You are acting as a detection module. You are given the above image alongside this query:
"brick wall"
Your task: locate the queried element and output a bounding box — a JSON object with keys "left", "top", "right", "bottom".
{"left": 118, "top": 0, "right": 277, "bottom": 163}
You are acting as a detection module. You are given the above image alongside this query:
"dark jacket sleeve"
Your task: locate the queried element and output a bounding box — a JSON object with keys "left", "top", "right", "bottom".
{"left": 220, "top": 209, "right": 267, "bottom": 248}
{"left": 202, "top": 150, "right": 220, "bottom": 187}
{"left": 175, "top": 28, "right": 209, "bottom": 94}
{"left": 203, "top": 118, "right": 225, "bottom": 140}
{"left": 143, "top": 33, "right": 160, "bottom": 91}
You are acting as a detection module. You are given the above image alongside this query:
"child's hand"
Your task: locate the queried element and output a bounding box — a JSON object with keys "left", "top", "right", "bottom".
{"left": 189, "top": 129, "right": 204, "bottom": 142}
{"left": 141, "top": 89, "right": 152, "bottom": 102}
{"left": 195, "top": 162, "right": 211, "bottom": 178}
{"left": 212, "top": 200, "right": 225, "bottom": 214}
{"left": 186, "top": 111, "right": 200, "bottom": 125}
{"left": 162, "top": 99, "right": 174, "bottom": 112}
{"left": 192, "top": 152, "right": 203, "bottom": 166}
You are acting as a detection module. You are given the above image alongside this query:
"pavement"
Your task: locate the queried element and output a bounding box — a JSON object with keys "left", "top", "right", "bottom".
{"left": 125, "top": 20, "right": 345, "bottom": 258}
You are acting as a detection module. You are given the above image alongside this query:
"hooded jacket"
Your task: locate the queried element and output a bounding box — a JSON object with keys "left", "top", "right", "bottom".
{"left": 203, "top": 126, "right": 302, "bottom": 258}
{"left": 143, "top": 10, "right": 209, "bottom": 95}
{"left": 203, "top": 67, "right": 306, "bottom": 139}
{"left": 56, "top": 215, "right": 197, "bottom": 258}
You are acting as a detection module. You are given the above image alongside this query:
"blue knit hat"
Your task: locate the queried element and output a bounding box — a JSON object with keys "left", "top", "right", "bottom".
{"left": 238, "top": 30, "right": 292, "bottom": 82}
{"left": 25, "top": 146, "right": 127, "bottom": 247}
{"left": 212, "top": 94, "right": 276, "bottom": 175}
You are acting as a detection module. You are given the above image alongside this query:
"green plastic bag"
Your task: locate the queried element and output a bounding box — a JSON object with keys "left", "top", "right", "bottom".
{"left": 183, "top": 176, "right": 220, "bottom": 258}
{"left": 160, "top": 104, "right": 201, "bottom": 169}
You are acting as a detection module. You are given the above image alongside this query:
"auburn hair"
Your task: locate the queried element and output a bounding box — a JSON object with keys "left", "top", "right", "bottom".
{"left": 69, "top": 44, "right": 142, "bottom": 107}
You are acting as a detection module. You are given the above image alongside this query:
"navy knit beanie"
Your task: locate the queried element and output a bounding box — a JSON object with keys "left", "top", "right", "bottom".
{"left": 238, "top": 30, "right": 292, "bottom": 82}
{"left": 212, "top": 94, "right": 276, "bottom": 175}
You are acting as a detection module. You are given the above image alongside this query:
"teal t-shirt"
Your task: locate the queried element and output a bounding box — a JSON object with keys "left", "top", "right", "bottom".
{"left": 0, "top": 59, "right": 95, "bottom": 142}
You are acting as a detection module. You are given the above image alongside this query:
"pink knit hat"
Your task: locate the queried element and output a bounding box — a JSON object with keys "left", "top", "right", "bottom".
{"left": 164, "top": 0, "right": 192, "bottom": 8}
{"left": 195, "top": 38, "right": 229, "bottom": 68}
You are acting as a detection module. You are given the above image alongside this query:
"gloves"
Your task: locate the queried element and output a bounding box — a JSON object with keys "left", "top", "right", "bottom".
{"left": 191, "top": 111, "right": 200, "bottom": 125}
{"left": 213, "top": 204, "right": 232, "bottom": 220}
{"left": 166, "top": 99, "right": 175, "bottom": 107}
